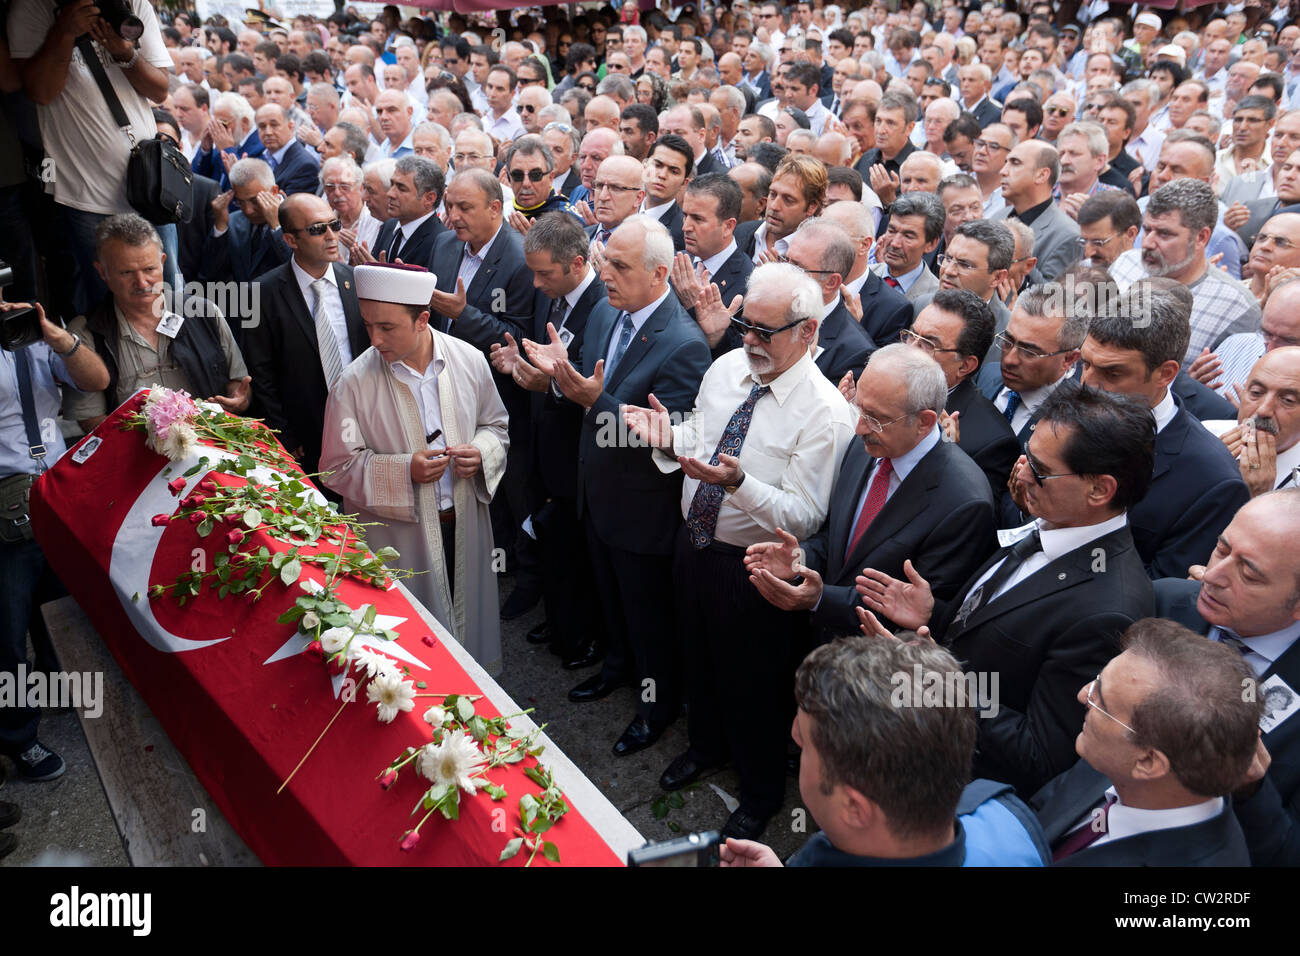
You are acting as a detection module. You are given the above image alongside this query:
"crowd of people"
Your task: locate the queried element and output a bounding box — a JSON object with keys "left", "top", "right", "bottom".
{"left": 2, "top": 0, "right": 1300, "bottom": 868}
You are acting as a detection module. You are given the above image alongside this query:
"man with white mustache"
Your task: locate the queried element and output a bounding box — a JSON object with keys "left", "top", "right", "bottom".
{"left": 1203, "top": 347, "right": 1300, "bottom": 496}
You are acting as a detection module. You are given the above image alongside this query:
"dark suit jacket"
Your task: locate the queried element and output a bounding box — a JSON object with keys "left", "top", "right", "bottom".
{"left": 745, "top": 70, "right": 772, "bottom": 101}
{"left": 814, "top": 299, "right": 876, "bottom": 383}
{"left": 243, "top": 261, "right": 367, "bottom": 475}
{"left": 802, "top": 436, "right": 997, "bottom": 638}
{"left": 946, "top": 376, "right": 1021, "bottom": 500}
{"left": 654, "top": 200, "right": 686, "bottom": 252}
{"left": 557, "top": 167, "right": 583, "bottom": 199}
{"left": 429, "top": 226, "right": 537, "bottom": 443}
{"left": 1129, "top": 402, "right": 1249, "bottom": 580}
{"left": 1031, "top": 759, "right": 1251, "bottom": 866}
{"left": 854, "top": 141, "right": 917, "bottom": 181}
{"left": 1172, "top": 370, "right": 1237, "bottom": 421}
{"left": 267, "top": 140, "right": 321, "bottom": 196}
{"left": 191, "top": 131, "right": 263, "bottom": 191}
{"left": 1155, "top": 578, "right": 1300, "bottom": 866}
{"left": 970, "top": 97, "right": 1003, "bottom": 129}
{"left": 935, "top": 524, "right": 1155, "bottom": 795}
{"left": 373, "top": 213, "right": 446, "bottom": 270}
{"left": 694, "top": 151, "right": 724, "bottom": 177}
{"left": 199, "top": 211, "right": 291, "bottom": 285}
{"left": 733, "top": 219, "right": 763, "bottom": 259}
{"left": 179, "top": 174, "right": 219, "bottom": 283}
{"left": 531, "top": 275, "right": 607, "bottom": 499}
{"left": 576, "top": 292, "right": 711, "bottom": 555}
{"left": 686, "top": 244, "right": 754, "bottom": 360}
{"left": 855, "top": 269, "right": 913, "bottom": 344}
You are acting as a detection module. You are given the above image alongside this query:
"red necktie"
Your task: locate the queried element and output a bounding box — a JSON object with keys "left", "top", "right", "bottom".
{"left": 845, "top": 458, "right": 893, "bottom": 558}
{"left": 884, "top": 275, "right": 902, "bottom": 289}
{"left": 1052, "top": 796, "right": 1117, "bottom": 861}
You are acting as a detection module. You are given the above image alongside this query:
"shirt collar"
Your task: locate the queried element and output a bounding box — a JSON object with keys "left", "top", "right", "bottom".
{"left": 737, "top": 348, "right": 819, "bottom": 407}
{"left": 1152, "top": 388, "right": 1177, "bottom": 433}
{"left": 890, "top": 424, "right": 942, "bottom": 482}
{"left": 642, "top": 198, "right": 675, "bottom": 220}
{"left": 1104, "top": 786, "right": 1224, "bottom": 844}
{"left": 290, "top": 258, "right": 337, "bottom": 296}
{"left": 271, "top": 140, "right": 293, "bottom": 164}
{"left": 752, "top": 222, "right": 791, "bottom": 259}
{"left": 890, "top": 258, "right": 926, "bottom": 291}
{"left": 1013, "top": 196, "right": 1054, "bottom": 226}
{"left": 1211, "top": 620, "right": 1300, "bottom": 663}
{"left": 700, "top": 239, "right": 737, "bottom": 275}
{"left": 389, "top": 328, "right": 444, "bottom": 378}
{"left": 627, "top": 287, "right": 672, "bottom": 328}
{"left": 386, "top": 132, "right": 414, "bottom": 155}
{"left": 401, "top": 208, "right": 437, "bottom": 238}
{"left": 563, "top": 267, "right": 597, "bottom": 310}
{"left": 821, "top": 293, "right": 842, "bottom": 320}
{"left": 1004, "top": 372, "right": 1068, "bottom": 412}
{"left": 467, "top": 222, "right": 503, "bottom": 259}
{"left": 1029, "top": 511, "right": 1130, "bottom": 562}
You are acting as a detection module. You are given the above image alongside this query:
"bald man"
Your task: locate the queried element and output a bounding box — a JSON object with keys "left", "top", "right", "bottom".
{"left": 1191, "top": 275, "right": 1300, "bottom": 398}
{"left": 374, "top": 89, "right": 415, "bottom": 158}
{"left": 586, "top": 156, "right": 646, "bottom": 245}
{"left": 584, "top": 95, "right": 622, "bottom": 133}
{"left": 1203, "top": 348, "right": 1300, "bottom": 496}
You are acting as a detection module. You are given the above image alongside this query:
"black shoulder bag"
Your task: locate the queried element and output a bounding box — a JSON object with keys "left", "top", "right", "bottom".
{"left": 76, "top": 36, "right": 194, "bottom": 225}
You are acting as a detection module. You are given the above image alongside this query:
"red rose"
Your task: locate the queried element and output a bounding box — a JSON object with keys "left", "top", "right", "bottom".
{"left": 200, "top": 480, "right": 218, "bottom": 492}
{"left": 421, "top": 635, "right": 436, "bottom": 647}
{"left": 227, "top": 529, "right": 245, "bottom": 545}
{"left": 188, "top": 511, "right": 203, "bottom": 524}
{"left": 399, "top": 831, "right": 420, "bottom": 852}
{"left": 305, "top": 641, "right": 324, "bottom": 661}
{"left": 167, "top": 477, "right": 186, "bottom": 495}
{"left": 379, "top": 770, "right": 397, "bottom": 790}
{"left": 151, "top": 514, "right": 170, "bottom": 527}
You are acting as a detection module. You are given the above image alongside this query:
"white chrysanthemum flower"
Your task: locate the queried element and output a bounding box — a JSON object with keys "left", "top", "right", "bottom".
{"left": 353, "top": 647, "right": 398, "bottom": 680}
{"left": 423, "top": 705, "right": 448, "bottom": 727}
{"left": 367, "top": 671, "right": 416, "bottom": 723}
{"left": 160, "top": 423, "right": 198, "bottom": 462}
{"left": 319, "top": 626, "right": 354, "bottom": 656}
{"left": 416, "top": 731, "right": 486, "bottom": 794}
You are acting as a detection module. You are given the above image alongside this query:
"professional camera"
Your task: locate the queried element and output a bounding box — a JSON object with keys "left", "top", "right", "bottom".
{"left": 56, "top": 0, "right": 143, "bottom": 42}
{"left": 0, "top": 259, "right": 41, "bottom": 351}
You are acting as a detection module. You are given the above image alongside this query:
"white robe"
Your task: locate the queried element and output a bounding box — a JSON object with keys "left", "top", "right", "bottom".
{"left": 319, "top": 332, "right": 510, "bottom": 674}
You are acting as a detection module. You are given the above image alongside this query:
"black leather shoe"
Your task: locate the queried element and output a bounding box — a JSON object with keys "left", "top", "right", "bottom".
{"left": 526, "top": 621, "right": 554, "bottom": 644}
{"left": 611, "top": 717, "right": 667, "bottom": 757}
{"left": 561, "top": 642, "right": 604, "bottom": 670}
{"left": 0, "top": 800, "right": 19, "bottom": 829}
{"left": 721, "top": 808, "right": 771, "bottom": 842}
{"left": 500, "top": 586, "right": 541, "bottom": 621}
{"left": 568, "top": 674, "right": 628, "bottom": 703}
{"left": 0, "top": 831, "right": 15, "bottom": 862}
{"left": 659, "top": 751, "right": 721, "bottom": 791}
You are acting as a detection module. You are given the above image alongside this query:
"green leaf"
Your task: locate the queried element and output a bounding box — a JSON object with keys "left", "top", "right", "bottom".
{"left": 258, "top": 545, "right": 270, "bottom": 560}
{"left": 651, "top": 797, "right": 669, "bottom": 820}
{"left": 272, "top": 552, "right": 287, "bottom": 570}
{"left": 218, "top": 584, "right": 229, "bottom": 599}
{"left": 541, "top": 842, "right": 560, "bottom": 863}
{"left": 667, "top": 821, "right": 681, "bottom": 833}
{"left": 243, "top": 508, "right": 261, "bottom": 529}
{"left": 667, "top": 791, "right": 685, "bottom": 810}
{"left": 468, "top": 716, "right": 488, "bottom": 742}
{"left": 363, "top": 604, "right": 377, "bottom": 626}
{"left": 214, "top": 552, "right": 229, "bottom": 567}
{"left": 499, "top": 837, "right": 524, "bottom": 862}
{"left": 276, "top": 606, "right": 305, "bottom": 625}
{"left": 280, "top": 558, "right": 301, "bottom": 586}
{"left": 455, "top": 696, "right": 475, "bottom": 722}
{"left": 416, "top": 681, "right": 427, "bottom": 690}
{"left": 197, "top": 517, "right": 213, "bottom": 537}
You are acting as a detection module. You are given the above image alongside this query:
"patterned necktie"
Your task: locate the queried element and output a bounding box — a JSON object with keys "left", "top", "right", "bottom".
{"left": 1215, "top": 629, "right": 1252, "bottom": 658}
{"left": 605, "top": 311, "right": 636, "bottom": 375}
{"left": 845, "top": 458, "right": 893, "bottom": 559}
{"left": 551, "top": 296, "right": 568, "bottom": 330}
{"left": 883, "top": 275, "right": 901, "bottom": 289}
{"left": 1002, "top": 389, "right": 1022, "bottom": 424}
{"left": 595, "top": 226, "right": 611, "bottom": 244}
{"left": 388, "top": 226, "right": 403, "bottom": 262}
{"left": 311, "top": 278, "right": 345, "bottom": 387}
{"left": 1053, "top": 795, "right": 1117, "bottom": 861}
{"left": 685, "top": 383, "right": 770, "bottom": 549}
{"left": 953, "top": 529, "right": 1043, "bottom": 626}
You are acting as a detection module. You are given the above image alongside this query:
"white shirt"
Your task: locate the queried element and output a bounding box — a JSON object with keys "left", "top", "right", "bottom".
{"left": 388, "top": 208, "right": 438, "bottom": 258}
{"left": 803, "top": 98, "right": 831, "bottom": 136}
{"left": 9, "top": 0, "right": 173, "bottom": 215}
{"left": 1151, "top": 388, "right": 1177, "bottom": 434}
{"left": 749, "top": 221, "right": 790, "bottom": 264}
{"left": 485, "top": 107, "right": 526, "bottom": 142}
{"left": 971, "top": 512, "right": 1130, "bottom": 604}
{"left": 1090, "top": 788, "right": 1224, "bottom": 849}
{"left": 291, "top": 258, "right": 354, "bottom": 370}
{"left": 1126, "top": 125, "right": 1165, "bottom": 172}
{"left": 382, "top": 132, "right": 415, "bottom": 158}
{"left": 604, "top": 288, "right": 670, "bottom": 367}
{"left": 1208, "top": 621, "right": 1300, "bottom": 679}
{"left": 388, "top": 331, "right": 454, "bottom": 511}
{"left": 655, "top": 348, "right": 857, "bottom": 548}
{"left": 339, "top": 206, "right": 382, "bottom": 263}
{"left": 457, "top": 223, "right": 502, "bottom": 289}
{"left": 996, "top": 373, "right": 1069, "bottom": 433}
{"left": 642, "top": 198, "right": 676, "bottom": 222}
{"left": 699, "top": 239, "right": 737, "bottom": 277}
{"left": 850, "top": 426, "right": 942, "bottom": 521}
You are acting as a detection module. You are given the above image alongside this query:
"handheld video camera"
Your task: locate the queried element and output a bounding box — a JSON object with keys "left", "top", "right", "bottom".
{"left": 0, "top": 260, "right": 41, "bottom": 352}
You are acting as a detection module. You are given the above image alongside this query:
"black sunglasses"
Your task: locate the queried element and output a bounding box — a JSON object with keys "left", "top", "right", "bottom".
{"left": 509, "top": 168, "right": 548, "bottom": 182}
{"left": 730, "top": 315, "right": 806, "bottom": 343}
{"left": 290, "top": 218, "right": 342, "bottom": 236}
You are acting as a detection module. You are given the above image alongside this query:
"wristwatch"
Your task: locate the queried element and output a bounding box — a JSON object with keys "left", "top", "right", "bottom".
{"left": 724, "top": 470, "right": 746, "bottom": 495}
{"left": 56, "top": 333, "right": 82, "bottom": 358}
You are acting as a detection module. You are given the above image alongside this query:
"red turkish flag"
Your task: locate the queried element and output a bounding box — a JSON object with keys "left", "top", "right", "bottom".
{"left": 30, "top": 392, "right": 632, "bottom": 865}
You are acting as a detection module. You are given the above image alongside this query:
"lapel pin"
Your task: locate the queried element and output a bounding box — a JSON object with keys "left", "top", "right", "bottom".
{"left": 640, "top": 335, "right": 647, "bottom": 342}
{"left": 1058, "top": 572, "right": 1067, "bottom": 580}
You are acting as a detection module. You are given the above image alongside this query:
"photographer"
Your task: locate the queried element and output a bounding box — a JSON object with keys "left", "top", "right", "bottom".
{"left": 7, "top": 0, "right": 177, "bottom": 313}
{"left": 0, "top": 298, "right": 107, "bottom": 802}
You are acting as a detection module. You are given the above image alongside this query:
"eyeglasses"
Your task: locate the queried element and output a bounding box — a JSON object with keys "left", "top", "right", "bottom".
{"left": 577, "top": 83, "right": 596, "bottom": 91}
{"left": 543, "top": 122, "right": 576, "bottom": 134}
{"left": 289, "top": 218, "right": 342, "bottom": 236}
{"left": 854, "top": 406, "right": 909, "bottom": 433}
{"left": 729, "top": 315, "right": 806, "bottom": 343}
{"left": 1046, "top": 106, "right": 1072, "bottom": 116}
{"left": 1085, "top": 676, "right": 1135, "bottom": 734}
{"left": 973, "top": 138, "right": 1010, "bottom": 153}
{"left": 1082, "top": 232, "right": 1123, "bottom": 249}
{"left": 899, "top": 328, "right": 963, "bottom": 355}
{"left": 591, "top": 180, "right": 641, "bottom": 193}
{"left": 509, "top": 168, "right": 549, "bottom": 183}
{"left": 1022, "top": 450, "right": 1080, "bottom": 486}
{"left": 454, "top": 152, "right": 488, "bottom": 163}
{"left": 936, "top": 253, "right": 985, "bottom": 273}
{"left": 995, "top": 330, "right": 1074, "bottom": 361}
{"left": 520, "top": 103, "right": 537, "bottom": 113}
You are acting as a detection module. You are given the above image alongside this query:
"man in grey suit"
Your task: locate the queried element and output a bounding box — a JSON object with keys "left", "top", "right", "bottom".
{"left": 992, "top": 140, "right": 1081, "bottom": 283}
{"left": 1220, "top": 109, "right": 1300, "bottom": 206}
{"left": 1233, "top": 148, "right": 1300, "bottom": 248}
{"left": 870, "top": 192, "right": 942, "bottom": 304}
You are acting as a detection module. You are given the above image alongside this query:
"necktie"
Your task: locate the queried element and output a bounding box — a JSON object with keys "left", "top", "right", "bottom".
{"left": 845, "top": 458, "right": 894, "bottom": 559}
{"left": 551, "top": 296, "right": 569, "bottom": 331}
{"left": 1053, "top": 795, "right": 1117, "bottom": 861}
{"left": 1214, "top": 629, "right": 1252, "bottom": 658}
{"left": 883, "top": 275, "right": 901, "bottom": 290}
{"left": 1002, "top": 389, "right": 1022, "bottom": 424}
{"left": 388, "top": 227, "right": 403, "bottom": 262}
{"left": 311, "top": 278, "right": 345, "bottom": 387}
{"left": 952, "top": 529, "right": 1043, "bottom": 627}
{"left": 595, "top": 227, "right": 611, "bottom": 244}
{"left": 606, "top": 311, "right": 635, "bottom": 375}
{"left": 685, "top": 383, "right": 770, "bottom": 548}
{"left": 252, "top": 223, "right": 266, "bottom": 247}
{"left": 266, "top": 154, "right": 277, "bottom": 172}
